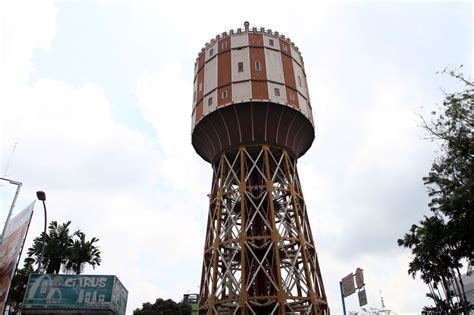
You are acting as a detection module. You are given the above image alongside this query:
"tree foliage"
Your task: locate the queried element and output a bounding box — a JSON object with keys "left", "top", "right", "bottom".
{"left": 398, "top": 69, "right": 473, "bottom": 313}
{"left": 422, "top": 70, "right": 474, "bottom": 259}
{"left": 133, "top": 298, "right": 192, "bottom": 315}
{"left": 26, "top": 220, "right": 102, "bottom": 274}
{"left": 65, "top": 231, "right": 101, "bottom": 274}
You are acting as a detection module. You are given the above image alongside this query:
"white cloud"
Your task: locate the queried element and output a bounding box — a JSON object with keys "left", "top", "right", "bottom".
{"left": 0, "top": 0, "right": 57, "bottom": 86}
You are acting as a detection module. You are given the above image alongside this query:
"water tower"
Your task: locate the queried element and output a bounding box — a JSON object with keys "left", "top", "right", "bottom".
{"left": 191, "top": 22, "right": 329, "bottom": 315}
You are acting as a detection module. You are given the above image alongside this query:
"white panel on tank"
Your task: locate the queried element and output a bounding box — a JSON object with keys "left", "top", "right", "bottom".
{"left": 192, "top": 80, "right": 197, "bottom": 108}
{"left": 203, "top": 90, "right": 218, "bottom": 117}
{"left": 231, "top": 34, "right": 248, "bottom": 48}
{"left": 268, "top": 82, "right": 286, "bottom": 104}
{"left": 192, "top": 108, "right": 197, "bottom": 129}
{"left": 291, "top": 46, "right": 302, "bottom": 66}
{"left": 205, "top": 41, "right": 218, "bottom": 62}
{"left": 265, "top": 48, "right": 284, "bottom": 84}
{"left": 292, "top": 60, "right": 307, "bottom": 98}
{"left": 231, "top": 48, "right": 250, "bottom": 82}
{"left": 263, "top": 34, "right": 280, "bottom": 50}
{"left": 298, "top": 93, "right": 308, "bottom": 118}
{"left": 232, "top": 81, "right": 251, "bottom": 103}
{"left": 204, "top": 57, "right": 217, "bottom": 95}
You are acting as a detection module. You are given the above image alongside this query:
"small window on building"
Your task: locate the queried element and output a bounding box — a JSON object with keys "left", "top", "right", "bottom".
{"left": 269, "top": 39, "right": 274, "bottom": 46}
{"left": 238, "top": 62, "right": 244, "bottom": 73}
{"left": 282, "top": 44, "right": 288, "bottom": 52}
{"left": 289, "top": 93, "right": 295, "bottom": 101}
{"left": 208, "top": 97, "right": 213, "bottom": 106}
{"left": 222, "top": 41, "right": 227, "bottom": 49}
{"left": 297, "top": 76, "right": 302, "bottom": 87}
{"left": 255, "top": 60, "right": 261, "bottom": 71}
{"left": 199, "top": 83, "right": 203, "bottom": 92}
{"left": 222, "top": 90, "right": 228, "bottom": 99}
{"left": 274, "top": 88, "right": 280, "bottom": 96}
{"left": 210, "top": 48, "right": 214, "bottom": 56}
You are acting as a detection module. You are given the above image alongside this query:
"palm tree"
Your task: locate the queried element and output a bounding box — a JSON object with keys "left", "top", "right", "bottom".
{"left": 398, "top": 215, "right": 470, "bottom": 313}
{"left": 27, "top": 221, "right": 77, "bottom": 274}
{"left": 64, "top": 231, "right": 101, "bottom": 274}
{"left": 26, "top": 221, "right": 101, "bottom": 275}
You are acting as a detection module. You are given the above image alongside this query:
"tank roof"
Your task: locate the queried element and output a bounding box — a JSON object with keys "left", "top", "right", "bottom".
{"left": 195, "top": 22, "right": 303, "bottom": 66}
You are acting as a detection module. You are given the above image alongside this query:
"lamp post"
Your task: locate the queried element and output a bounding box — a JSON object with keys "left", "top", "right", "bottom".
{"left": 0, "top": 177, "right": 22, "bottom": 245}
{"left": 36, "top": 191, "right": 47, "bottom": 273}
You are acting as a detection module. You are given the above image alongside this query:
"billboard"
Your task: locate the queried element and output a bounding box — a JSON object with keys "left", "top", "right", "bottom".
{"left": 341, "top": 273, "right": 355, "bottom": 297}
{"left": 358, "top": 288, "right": 368, "bottom": 306}
{"left": 0, "top": 202, "right": 35, "bottom": 313}
{"left": 23, "top": 274, "right": 128, "bottom": 315}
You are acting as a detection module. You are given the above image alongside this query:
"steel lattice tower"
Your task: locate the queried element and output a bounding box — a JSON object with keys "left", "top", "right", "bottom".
{"left": 191, "top": 23, "right": 329, "bottom": 315}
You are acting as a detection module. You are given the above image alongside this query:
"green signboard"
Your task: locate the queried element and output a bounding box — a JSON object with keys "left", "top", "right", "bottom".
{"left": 23, "top": 274, "right": 128, "bottom": 315}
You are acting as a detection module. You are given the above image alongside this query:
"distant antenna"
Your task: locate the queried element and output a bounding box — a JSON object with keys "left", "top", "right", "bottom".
{"left": 3, "top": 140, "right": 18, "bottom": 177}
{"left": 380, "top": 290, "right": 385, "bottom": 309}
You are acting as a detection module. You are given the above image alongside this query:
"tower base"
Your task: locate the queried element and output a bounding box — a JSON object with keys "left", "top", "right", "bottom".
{"left": 198, "top": 145, "right": 329, "bottom": 315}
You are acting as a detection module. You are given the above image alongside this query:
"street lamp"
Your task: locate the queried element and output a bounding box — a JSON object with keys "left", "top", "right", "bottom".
{"left": 36, "top": 191, "right": 47, "bottom": 273}
{"left": 0, "top": 177, "right": 22, "bottom": 245}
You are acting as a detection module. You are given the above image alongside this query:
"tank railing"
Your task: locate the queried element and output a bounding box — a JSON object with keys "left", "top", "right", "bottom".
{"left": 196, "top": 27, "right": 303, "bottom": 60}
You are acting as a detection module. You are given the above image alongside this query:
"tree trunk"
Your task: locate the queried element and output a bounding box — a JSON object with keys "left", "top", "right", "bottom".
{"left": 455, "top": 266, "right": 469, "bottom": 315}
{"left": 441, "top": 275, "right": 455, "bottom": 311}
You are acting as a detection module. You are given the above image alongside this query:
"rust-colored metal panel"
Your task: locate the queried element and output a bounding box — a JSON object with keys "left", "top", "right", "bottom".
{"left": 281, "top": 53, "right": 296, "bottom": 89}
{"left": 196, "top": 68, "right": 205, "bottom": 103}
{"left": 198, "top": 53, "right": 205, "bottom": 70}
{"left": 251, "top": 81, "right": 269, "bottom": 100}
{"left": 217, "top": 50, "right": 231, "bottom": 88}
{"left": 195, "top": 100, "right": 203, "bottom": 123}
{"left": 249, "top": 47, "right": 267, "bottom": 81}
{"left": 218, "top": 36, "right": 231, "bottom": 53}
{"left": 286, "top": 87, "right": 299, "bottom": 109}
{"left": 217, "top": 84, "right": 232, "bottom": 107}
{"left": 248, "top": 33, "right": 264, "bottom": 46}
{"left": 279, "top": 39, "right": 292, "bottom": 57}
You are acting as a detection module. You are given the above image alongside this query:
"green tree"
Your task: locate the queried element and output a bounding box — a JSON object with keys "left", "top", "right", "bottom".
{"left": 27, "top": 221, "right": 76, "bottom": 274}
{"left": 64, "top": 231, "right": 101, "bottom": 274}
{"left": 133, "top": 298, "right": 192, "bottom": 315}
{"left": 397, "top": 215, "right": 463, "bottom": 312}
{"left": 398, "top": 69, "right": 473, "bottom": 313}
{"left": 26, "top": 221, "right": 102, "bottom": 274}
{"left": 422, "top": 69, "right": 474, "bottom": 259}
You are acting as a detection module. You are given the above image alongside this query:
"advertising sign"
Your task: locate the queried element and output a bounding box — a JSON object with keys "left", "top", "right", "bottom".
{"left": 0, "top": 202, "right": 35, "bottom": 313}
{"left": 23, "top": 274, "right": 128, "bottom": 315}
{"left": 341, "top": 273, "right": 356, "bottom": 297}
{"left": 355, "top": 267, "right": 364, "bottom": 289}
{"left": 111, "top": 277, "right": 128, "bottom": 315}
{"left": 358, "top": 288, "right": 368, "bottom": 306}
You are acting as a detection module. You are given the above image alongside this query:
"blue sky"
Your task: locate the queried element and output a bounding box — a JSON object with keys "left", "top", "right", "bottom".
{"left": 1, "top": 1, "right": 472, "bottom": 314}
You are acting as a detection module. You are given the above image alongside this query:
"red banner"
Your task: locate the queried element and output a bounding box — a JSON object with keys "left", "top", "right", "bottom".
{"left": 0, "top": 202, "right": 34, "bottom": 313}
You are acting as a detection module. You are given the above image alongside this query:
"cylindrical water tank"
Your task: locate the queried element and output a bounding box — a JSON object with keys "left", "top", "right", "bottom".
{"left": 191, "top": 25, "right": 315, "bottom": 163}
